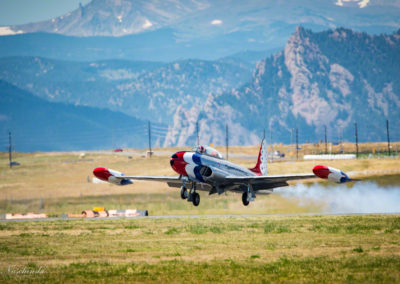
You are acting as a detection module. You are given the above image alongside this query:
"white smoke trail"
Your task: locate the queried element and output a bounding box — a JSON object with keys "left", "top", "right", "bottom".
{"left": 275, "top": 182, "right": 400, "bottom": 214}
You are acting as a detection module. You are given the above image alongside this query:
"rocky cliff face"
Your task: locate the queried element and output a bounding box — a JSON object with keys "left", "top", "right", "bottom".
{"left": 165, "top": 27, "right": 400, "bottom": 146}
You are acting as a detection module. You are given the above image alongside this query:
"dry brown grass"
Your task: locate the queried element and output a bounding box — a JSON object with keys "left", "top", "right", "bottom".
{"left": 0, "top": 142, "right": 399, "bottom": 203}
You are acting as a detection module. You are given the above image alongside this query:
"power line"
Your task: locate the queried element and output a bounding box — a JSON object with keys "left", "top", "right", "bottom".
{"left": 2, "top": 124, "right": 150, "bottom": 142}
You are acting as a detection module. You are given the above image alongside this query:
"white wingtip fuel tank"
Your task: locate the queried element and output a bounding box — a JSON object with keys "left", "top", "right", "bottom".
{"left": 93, "top": 167, "right": 133, "bottom": 185}
{"left": 313, "top": 165, "right": 360, "bottom": 183}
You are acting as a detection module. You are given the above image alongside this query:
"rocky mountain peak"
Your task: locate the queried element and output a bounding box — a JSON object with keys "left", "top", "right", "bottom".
{"left": 164, "top": 27, "right": 400, "bottom": 146}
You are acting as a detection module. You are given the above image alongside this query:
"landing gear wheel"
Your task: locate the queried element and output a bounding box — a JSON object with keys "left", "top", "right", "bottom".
{"left": 192, "top": 192, "right": 200, "bottom": 206}
{"left": 180, "top": 186, "right": 188, "bottom": 199}
{"left": 242, "top": 192, "right": 250, "bottom": 206}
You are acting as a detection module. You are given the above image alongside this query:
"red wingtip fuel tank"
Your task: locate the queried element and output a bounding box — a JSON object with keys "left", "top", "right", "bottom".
{"left": 93, "top": 167, "right": 112, "bottom": 181}
{"left": 93, "top": 167, "right": 132, "bottom": 185}
{"left": 313, "top": 165, "right": 359, "bottom": 183}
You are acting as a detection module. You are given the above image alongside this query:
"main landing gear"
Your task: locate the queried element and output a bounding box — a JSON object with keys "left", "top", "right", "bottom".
{"left": 242, "top": 184, "right": 255, "bottom": 206}
{"left": 180, "top": 184, "right": 200, "bottom": 206}
{"left": 242, "top": 192, "right": 250, "bottom": 206}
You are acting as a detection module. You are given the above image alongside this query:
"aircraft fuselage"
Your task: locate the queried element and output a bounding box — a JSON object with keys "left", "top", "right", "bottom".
{"left": 170, "top": 151, "right": 256, "bottom": 185}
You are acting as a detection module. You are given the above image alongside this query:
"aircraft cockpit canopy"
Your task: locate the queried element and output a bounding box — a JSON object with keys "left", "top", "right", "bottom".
{"left": 193, "top": 145, "right": 223, "bottom": 159}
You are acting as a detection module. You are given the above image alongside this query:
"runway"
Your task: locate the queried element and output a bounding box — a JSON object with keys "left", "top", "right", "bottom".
{"left": 1, "top": 212, "right": 399, "bottom": 222}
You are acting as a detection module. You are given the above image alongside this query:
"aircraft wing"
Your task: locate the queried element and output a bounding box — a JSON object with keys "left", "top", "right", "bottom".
{"left": 225, "top": 173, "right": 316, "bottom": 183}
{"left": 224, "top": 173, "right": 316, "bottom": 190}
{"left": 121, "top": 175, "right": 180, "bottom": 182}
{"left": 93, "top": 167, "right": 180, "bottom": 186}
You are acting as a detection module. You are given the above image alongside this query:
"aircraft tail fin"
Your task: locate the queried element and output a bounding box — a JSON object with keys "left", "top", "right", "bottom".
{"left": 249, "top": 139, "right": 268, "bottom": 176}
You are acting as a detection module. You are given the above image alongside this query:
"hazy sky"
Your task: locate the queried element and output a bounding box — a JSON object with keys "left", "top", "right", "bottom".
{"left": 0, "top": 0, "right": 92, "bottom": 25}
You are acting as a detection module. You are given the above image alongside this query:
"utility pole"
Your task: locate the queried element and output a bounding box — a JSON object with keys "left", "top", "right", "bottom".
{"left": 387, "top": 119, "right": 391, "bottom": 156}
{"left": 296, "top": 128, "right": 299, "bottom": 161}
{"left": 225, "top": 124, "right": 229, "bottom": 160}
{"left": 324, "top": 125, "right": 327, "bottom": 154}
{"left": 148, "top": 121, "right": 152, "bottom": 158}
{"left": 8, "top": 131, "right": 12, "bottom": 168}
{"left": 355, "top": 122, "right": 359, "bottom": 158}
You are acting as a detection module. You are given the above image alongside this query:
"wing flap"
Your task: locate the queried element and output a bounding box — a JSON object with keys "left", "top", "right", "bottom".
{"left": 225, "top": 173, "right": 316, "bottom": 184}
{"left": 119, "top": 176, "right": 181, "bottom": 182}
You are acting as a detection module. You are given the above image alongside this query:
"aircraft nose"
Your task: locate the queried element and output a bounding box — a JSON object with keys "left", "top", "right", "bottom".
{"left": 170, "top": 153, "right": 178, "bottom": 167}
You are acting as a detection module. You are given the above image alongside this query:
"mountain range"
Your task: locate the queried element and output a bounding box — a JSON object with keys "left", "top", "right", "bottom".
{"left": 0, "top": 1, "right": 399, "bottom": 151}
{"left": 1, "top": 0, "right": 399, "bottom": 61}
{"left": 0, "top": 57, "right": 252, "bottom": 124}
{"left": 1, "top": 26, "right": 399, "bottom": 151}
{"left": 165, "top": 26, "right": 400, "bottom": 146}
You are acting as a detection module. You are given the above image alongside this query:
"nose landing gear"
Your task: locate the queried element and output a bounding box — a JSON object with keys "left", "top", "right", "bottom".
{"left": 180, "top": 186, "right": 188, "bottom": 199}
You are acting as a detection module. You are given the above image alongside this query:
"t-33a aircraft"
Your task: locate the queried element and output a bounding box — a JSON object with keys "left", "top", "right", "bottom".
{"left": 93, "top": 140, "right": 358, "bottom": 206}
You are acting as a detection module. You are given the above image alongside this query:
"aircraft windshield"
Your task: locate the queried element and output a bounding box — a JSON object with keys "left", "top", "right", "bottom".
{"left": 193, "top": 145, "right": 223, "bottom": 159}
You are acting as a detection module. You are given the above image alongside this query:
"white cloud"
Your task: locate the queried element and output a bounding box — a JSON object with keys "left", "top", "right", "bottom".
{"left": 211, "top": 19, "right": 223, "bottom": 25}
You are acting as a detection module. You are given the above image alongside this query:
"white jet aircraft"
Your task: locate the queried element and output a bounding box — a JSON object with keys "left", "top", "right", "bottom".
{"left": 93, "top": 140, "right": 358, "bottom": 206}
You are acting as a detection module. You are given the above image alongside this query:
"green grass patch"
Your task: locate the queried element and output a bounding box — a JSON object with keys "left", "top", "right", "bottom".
{"left": 0, "top": 215, "right": 400, "bottom": 283}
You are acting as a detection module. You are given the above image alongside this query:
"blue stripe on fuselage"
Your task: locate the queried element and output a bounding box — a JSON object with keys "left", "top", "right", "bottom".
{"left": 192, "top": 153, "right": 204, "bottom": 182}
{"left": 192, "top": 153, "right": 201, "bottom": 165}
{"left": 194, "top": 166, "right": 205, "bottom": 182}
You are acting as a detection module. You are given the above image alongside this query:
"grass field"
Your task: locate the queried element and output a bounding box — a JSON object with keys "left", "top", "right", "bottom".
{"left": 0, "top": 144, "right": 400, "bottom": 282}
{"left": 0, "top": 215, "right": 400, "bottom": 283}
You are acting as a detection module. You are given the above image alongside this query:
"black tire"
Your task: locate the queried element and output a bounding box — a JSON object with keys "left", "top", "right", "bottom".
{"left": 192, "top": 192, "right": 200, "bottom": 206}
{"left": 242, "top": 192, "right": 249, "bottom": 206}
{"left": 180, "top": 186, "right": 188, "bottom": 199}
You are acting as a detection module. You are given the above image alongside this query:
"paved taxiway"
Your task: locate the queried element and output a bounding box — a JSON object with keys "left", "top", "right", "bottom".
{"left": 1, "top": 212, "right": 399, "bottom": 222}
